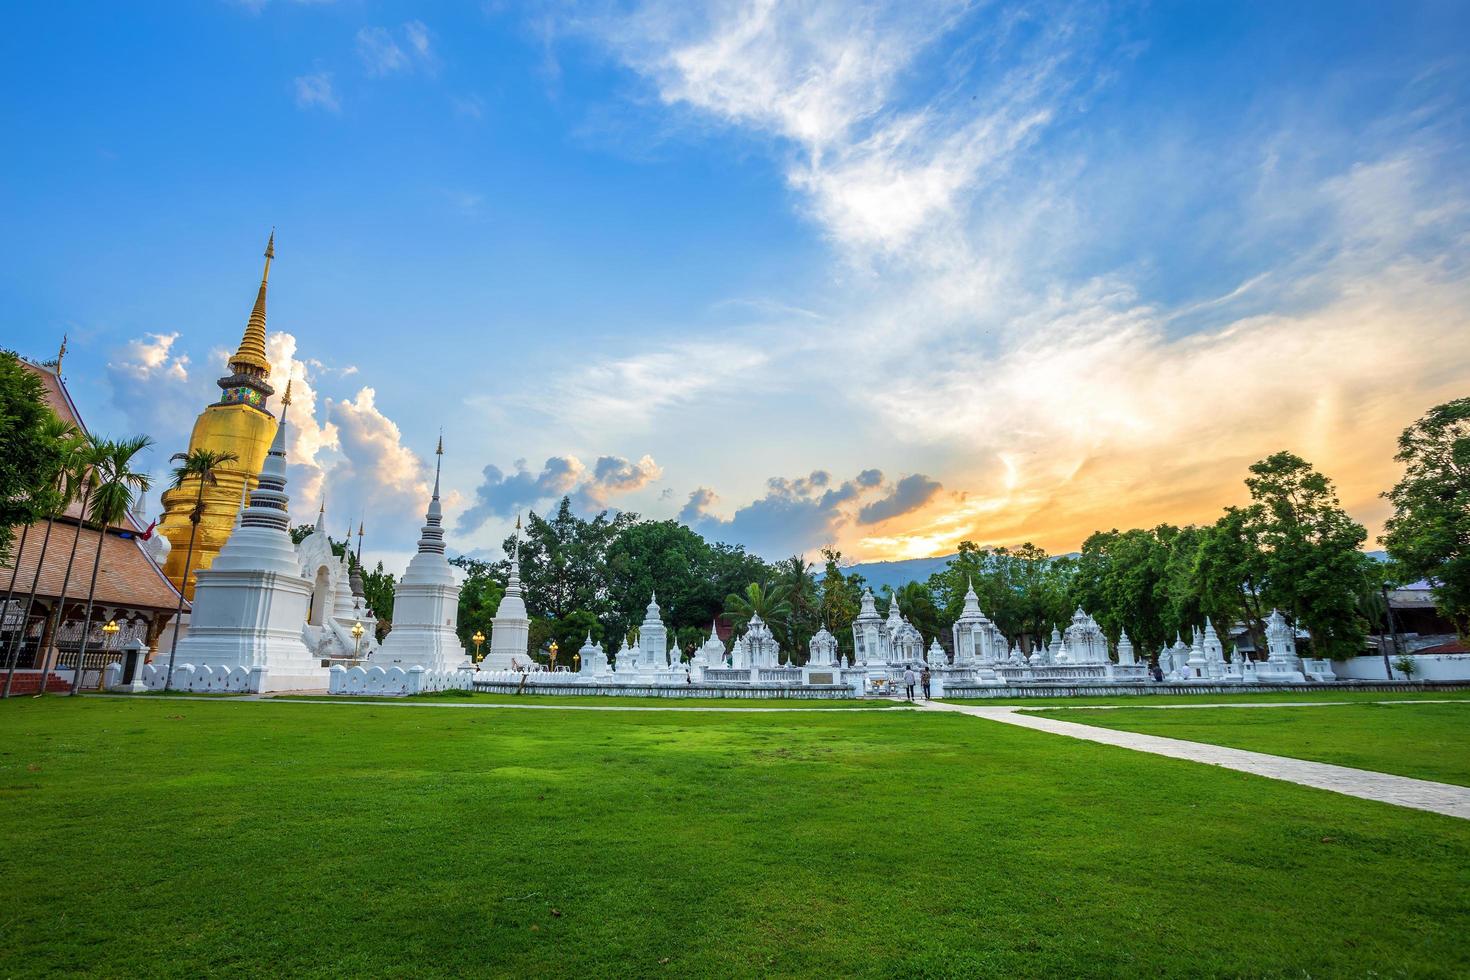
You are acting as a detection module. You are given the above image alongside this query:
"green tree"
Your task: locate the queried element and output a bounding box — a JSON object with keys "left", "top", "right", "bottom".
{"left": 723, "top": 581, "right": 792, "bottom": 632}
{"left": 1070, "top": 527, "right": 1175, "bottom": 659}
{"left": 162, "top": 447, "right": 239, "bottom": 689}
{"left": 358, "top": 561, "right": 395, "bottom": 641}
{"left": 450, "top": 555, "right": 506, "bottom": 652}
{"left": 818, "top": 548, "right": 865, "bottom": 660}
{"left": 1195, "top": 508, "right": 1269, "bottom": 656}
{"left": 774, "top": 554, "right": 818, "bottom": 657}
{"left": 2, "top": 413, "right": 81, "bottom": 697}
{"left": 1244, "top": 451, "right": 1372, "bottom": 658}
{"left": 0, "top": 351, "right": 67, "bottom": 565}
{"left": 1159, "top": 525, "right": 1207, "bottom": 643}
{"left": 70, "top": 435, "right": 153, "bottom": 694}
{"left": 1382, "top": 397, "right": 1470, "bottom": 639}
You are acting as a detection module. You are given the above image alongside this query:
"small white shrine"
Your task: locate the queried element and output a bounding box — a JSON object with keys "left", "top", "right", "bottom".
{"left": 297, "top": 500, "right": 378, "bottom": 661}
{"left": 483, "top": 519, "right": 532, "bottom": 671}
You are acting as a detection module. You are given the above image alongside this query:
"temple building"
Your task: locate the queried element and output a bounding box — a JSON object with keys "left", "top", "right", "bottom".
{"left": 157, "top": 234, "right": 281, "bottom": 597}
{"left": 1, "top": 345, "right": 187, "bottom": 693}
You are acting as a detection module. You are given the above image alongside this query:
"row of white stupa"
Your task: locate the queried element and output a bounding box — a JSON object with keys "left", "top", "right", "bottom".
{"left": 112, "top": 398, "right": 1325, "bottom": 695}
{"left": 527, "top": 580, "right": 1322, "bottom": 691}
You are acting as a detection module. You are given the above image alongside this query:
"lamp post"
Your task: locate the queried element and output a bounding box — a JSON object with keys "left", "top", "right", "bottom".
{"left": 472, "top": 629, "right": 485, "bottom": 663}
{"left": 99, "top": 620, "right": 120, "bottom": 691}
{"left": 549, "top": 640, "right": 559, "bottom": 672}
{"left": 351, "top": 621, "right": 365, "bottom": 661}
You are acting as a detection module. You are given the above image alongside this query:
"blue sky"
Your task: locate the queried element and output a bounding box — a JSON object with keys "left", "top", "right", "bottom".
{"left": 4, "top": 1, "right": 1468, "bottom": 572}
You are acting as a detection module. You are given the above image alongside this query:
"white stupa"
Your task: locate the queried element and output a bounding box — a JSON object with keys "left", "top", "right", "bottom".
{"left": 166, "top": 383, "right": 326, "bottom": 692}
{"left": 483, "top": 515, "right": 531, "bottom": 670}
{"left": 637, "top": 593, "right": 669, "bottom": 669}
{"left": 374, "top": 436, "right": 469, "bottom": 670}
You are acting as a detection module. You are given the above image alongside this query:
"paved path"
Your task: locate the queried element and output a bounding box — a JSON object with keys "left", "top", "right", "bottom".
{"left": 1018, "top": 699, "right": 1468, "bottom": 711}
{"left": 922, "top": 700, "right": 1470, "bottom": 820}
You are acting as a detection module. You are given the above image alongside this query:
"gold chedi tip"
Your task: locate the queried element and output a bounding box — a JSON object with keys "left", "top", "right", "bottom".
{"left": 229, "top": 231, "right": 275, "bottom": 377}
{"left": 282, "top": 378, "right": 293, "bottom": 406}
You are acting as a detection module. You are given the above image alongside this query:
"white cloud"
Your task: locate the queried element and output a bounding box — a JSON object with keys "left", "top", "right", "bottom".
{"left": 357, "top": 22, "right": 437, "bottom": 77}
{"left": 505, "top": 1, "right": 1470, "bottom": 561}
{"left": 457, "top": 452, "right": 664, "bottom": 532}
{"left": 678, "top": 467, "right": 942, "bottom": 558}
{"left": 293, "top": 72, "right": 340, "bottom": 112}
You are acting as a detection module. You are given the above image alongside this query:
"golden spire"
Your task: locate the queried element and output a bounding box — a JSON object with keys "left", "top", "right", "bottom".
{"left": 282, "top": 379, "right": 293, "bottom": 406}
{"left": 229, "top": 231, "right": 274, "bottom": 377}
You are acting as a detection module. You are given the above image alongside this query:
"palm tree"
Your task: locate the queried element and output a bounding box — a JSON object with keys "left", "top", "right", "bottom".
{"left": 2, "top": 417, "right": 83, "bottom": 698}
{"left": 36, "top": 432, "right": 99, "bottom": 684}
{"left": 162, "top": 448, "right": 239, "bottom": 690}
{"left": 70, "top": 435, "right": 153, "bottom": 694}
{"left": 723, "top": 581, "right": 794, "bottom": 633}
{"left": 777, "top": 554, "right": 817, "bottom": 659}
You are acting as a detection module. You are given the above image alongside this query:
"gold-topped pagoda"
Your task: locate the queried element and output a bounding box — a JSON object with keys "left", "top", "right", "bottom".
{"left": 157, "top": 234, "right": 282, "bottom": 597}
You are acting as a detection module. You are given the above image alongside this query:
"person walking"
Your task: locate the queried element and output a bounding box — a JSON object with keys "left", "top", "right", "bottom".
{"left": 903, "top": 666, "right": 917, "bottom": 702}
{"left": 920, "top": 666, "right": 932, "bottom": 700}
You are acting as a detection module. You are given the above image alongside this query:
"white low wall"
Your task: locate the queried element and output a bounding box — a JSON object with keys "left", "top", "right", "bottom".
{"left": 327, "top": 664, "right": 476, "bottom": 695}
{"left": 1333, "top": 653, "right": 1470, "bottom": 682}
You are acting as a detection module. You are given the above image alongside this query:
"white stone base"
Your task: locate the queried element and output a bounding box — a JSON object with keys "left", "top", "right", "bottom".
{"left": 328, "top": 663, "right": 476, "bottom": 695}
{"left": 138, "top": 661, "right": 330, "bottom": 693}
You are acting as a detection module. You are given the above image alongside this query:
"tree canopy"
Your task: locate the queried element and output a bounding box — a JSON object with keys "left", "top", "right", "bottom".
{"left": 1383, "top": 397, "right": 1470, "bottom": 638}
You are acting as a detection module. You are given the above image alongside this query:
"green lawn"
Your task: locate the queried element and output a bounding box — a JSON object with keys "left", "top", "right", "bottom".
{"left": 1052, "top": 701, "right": 1470, "bottom": 786}
{"left": 270, "top": 691, "right": 897, "bottom": 708}
{"left": 946, "top": 687, "right": 1470, "bottom": 707}
{"left": 3, "top": 698, "right": 1468, "bottom": 977}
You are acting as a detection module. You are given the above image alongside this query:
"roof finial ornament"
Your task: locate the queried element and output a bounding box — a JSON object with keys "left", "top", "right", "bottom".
{"left": 56, "top": 333, "right": 67, "bottom": 375}
{"left": 227, "top": 231, "right": 275, "bottom": 379}
{"left": 431, "top": 430, "right": 443, "bottom": 500}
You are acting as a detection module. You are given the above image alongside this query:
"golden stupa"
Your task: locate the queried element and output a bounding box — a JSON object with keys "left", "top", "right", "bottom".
{"left": 158, "top": 233, "right": 282, "bottom": 597}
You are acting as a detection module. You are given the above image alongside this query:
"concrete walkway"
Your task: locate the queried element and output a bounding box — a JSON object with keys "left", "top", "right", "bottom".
{"left": 922, "top": 700, "right": 1470, "bottom": 820}
{"left": 1018, "top": 699, "right": 1467, "bottom": 711}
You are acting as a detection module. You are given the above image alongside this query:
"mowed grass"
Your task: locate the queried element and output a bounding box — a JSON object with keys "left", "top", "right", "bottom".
{"left": 1052, "top": 701, "right": 1470, "bottom": 786}
{"left": 2, "top": 699, "right": 1468, "bottom": 977}
{"left": 271, "top": 692, "right": 896, "bottom": 709}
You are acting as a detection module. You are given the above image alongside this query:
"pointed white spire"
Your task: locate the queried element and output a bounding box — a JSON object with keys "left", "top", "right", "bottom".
{"left": 234, "top": 481, "right": 250, "bottom": 529}
{"left": 239, "top": 386, "right": 291, "bottom": 533}
{"left": 414, "top": 434, "right": 446, "bottom": 556}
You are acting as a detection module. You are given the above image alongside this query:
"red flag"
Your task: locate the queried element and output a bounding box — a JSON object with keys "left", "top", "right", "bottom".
{"left": 139, "top": 519, "right": 158, "bottom": 540}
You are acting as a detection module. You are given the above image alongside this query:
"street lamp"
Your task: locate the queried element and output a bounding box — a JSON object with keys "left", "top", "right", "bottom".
{"left": 472, "top": 629, "right": 486, "bottom": 662}
{"left": 351, "top": 621, "right": 365, "bottom": 660}
{"left": 99, "top": 620, "right": 120, "bottom": 690}
{"left": 549, "top": 640, "right": 559, "bottom": 672}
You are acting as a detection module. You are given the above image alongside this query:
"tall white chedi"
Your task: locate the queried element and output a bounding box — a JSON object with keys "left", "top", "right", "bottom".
{"left": 169, "top": 383, "right": 326, "bottom": 692}
{"left": 375, "top": 436, "right": 469, "bottom": 669}
{"left": 482, "top": 515, "right": 531, "bottom": 670}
